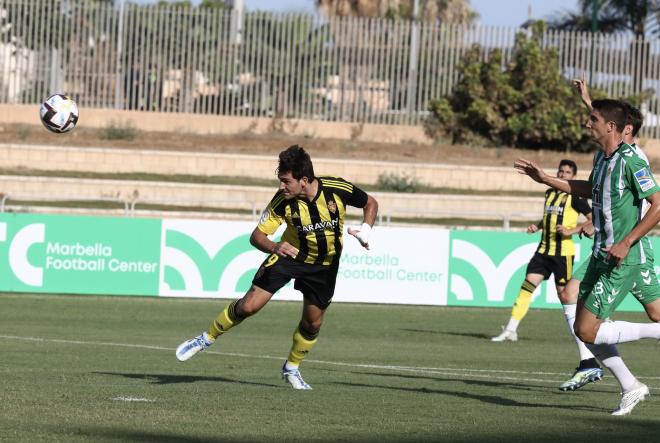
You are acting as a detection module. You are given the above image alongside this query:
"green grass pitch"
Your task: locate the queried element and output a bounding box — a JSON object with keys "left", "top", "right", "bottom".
{"left": 1, "top": 293, "right": 659, "bottom": 442}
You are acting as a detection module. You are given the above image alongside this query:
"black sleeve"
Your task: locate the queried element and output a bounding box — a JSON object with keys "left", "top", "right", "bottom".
{"left": 572, "top": 196, "right": 591, "bottom": 216}
{"left": 346, "top": 184, "right": 368, "bottom": 208}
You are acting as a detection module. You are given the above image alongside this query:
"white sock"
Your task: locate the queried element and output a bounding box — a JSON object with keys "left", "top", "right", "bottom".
{"left": 505, "top": 318, "right": 519, "bottom": 332}
{"left": 284, "top": 361, "right": 299, "bottom": 371}
{"left": 562, "top": 304, "right": 595, "bottom": 361}
{"left": 594, "top": 321, "right": 660, "bottom": 344}
{"left": 586, "top": 343, "right": 637, "bottom": 392}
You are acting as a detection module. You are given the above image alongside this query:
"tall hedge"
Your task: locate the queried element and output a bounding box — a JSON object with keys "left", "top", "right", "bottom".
{"left": 424, "top": 23, "right": 597, "bottom": 152}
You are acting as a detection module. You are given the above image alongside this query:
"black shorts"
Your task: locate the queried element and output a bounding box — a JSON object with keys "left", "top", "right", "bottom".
{"left": 525, "top": 252, "right": 574, "bottom": 286}
{"left": 252, "top": 254, "right": 339, "bottom": 310}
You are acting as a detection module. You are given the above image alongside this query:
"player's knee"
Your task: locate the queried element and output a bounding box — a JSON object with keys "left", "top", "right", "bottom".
{"left": 558, "top": 285, "right": 578, "bottom": 305}
{"left": 557, "top": 289, "right": 571, "bottom": 305}
{"left": 300, "top": 318, "right": 322, "bottom": 336}
{"left": 647, "top": 310, "right": 660, "bottom": 322}
{"left": 237, "top": 299, "right": 261, "bottom": 317}
{"left": 574, "top": 323, "right": 596, "bottom": 344}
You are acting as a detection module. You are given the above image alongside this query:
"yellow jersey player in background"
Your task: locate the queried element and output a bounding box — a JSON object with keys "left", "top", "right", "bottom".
{"left": 176, "top": 144, "right": 378, "bottom": 390}
{"left": 492, "top": 159, "right": 592, "bottom": 342}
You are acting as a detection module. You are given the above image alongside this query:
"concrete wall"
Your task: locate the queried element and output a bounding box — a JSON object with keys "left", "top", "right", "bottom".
{"left": 1, "top": 143, "right": 584, "bottom": 192}
{"left": 5, "top": 103, "right": 660, "bottom": 157}
{"left": 0, "top": 175, "right": 542, "bottom": 223}
{"left": 0, "top": 104, "right": 431, "bottom": 145}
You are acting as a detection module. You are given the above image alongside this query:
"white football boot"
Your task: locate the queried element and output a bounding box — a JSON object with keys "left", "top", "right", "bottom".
{"left": 175, "top": 332, "right": 214, "bottom": 362}
{"left": 491, "top": 327, "right": 518, "bottom": 342}
{"left": 282, "top": 362, "right": 312, "bottom": 390}
{"left": 611, "top": 381, "right": 650, "bottom": 416}
{"left": 559, "top": 367, "right": 604, "bottom": 391}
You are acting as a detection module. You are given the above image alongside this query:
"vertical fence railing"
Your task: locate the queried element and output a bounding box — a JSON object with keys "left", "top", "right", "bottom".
{"left": 1, "top": 0, "right": 660, "bottom": 137}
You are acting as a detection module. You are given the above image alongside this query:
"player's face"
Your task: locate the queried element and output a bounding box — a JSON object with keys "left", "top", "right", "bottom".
{"left": 556, "top": 165, "right": 575, "bottom": 180}
{"left": 278, "top": 171, "right": 305, "bottom": 199}
{"left": 586, "top": 110, "right": 610, "bottom": 143}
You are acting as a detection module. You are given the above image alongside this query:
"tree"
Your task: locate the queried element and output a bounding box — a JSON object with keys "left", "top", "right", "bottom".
{"left": 316, "top": 0, "right": 477, "bottom": 24}
{"left": 548, "top": 0, "right": 660, "bottom": 38}
{"left": 548, "top": 0, "right": 660, "bottom": 93}
{"left": 424, "top": 22, "right": 598, "bottom": 152}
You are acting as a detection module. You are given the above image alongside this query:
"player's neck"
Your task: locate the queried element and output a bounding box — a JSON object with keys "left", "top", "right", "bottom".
{"left": 600, "top": 134, "right": 623, "bottom": 157}
{"left": 301, "top": 179, "right": 318, "bottom": 202}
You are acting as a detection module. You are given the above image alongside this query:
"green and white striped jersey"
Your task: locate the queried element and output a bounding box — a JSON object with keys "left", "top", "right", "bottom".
{"left": 589, "top": 142, "right": 659, "bottom": 264}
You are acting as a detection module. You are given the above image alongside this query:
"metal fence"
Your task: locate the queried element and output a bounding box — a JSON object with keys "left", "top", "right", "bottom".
{"left": 2, "top": 0, "right": 660, "bottom": 135}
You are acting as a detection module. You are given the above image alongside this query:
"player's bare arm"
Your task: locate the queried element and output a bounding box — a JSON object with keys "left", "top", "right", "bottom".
{"left": 527, "top": 222, "right": 541, "bottom": 234}
{"left": 572, "top": 71, "right": 593, "bottom": 112}
{"left": 579, "top": 220, "right": 595, "bottom": 238}
{"left": 604, "top": 191, "right": 660, "bottom": 265}
{"left": 250, "top": 227, "right": 299, "bottom": 258}
{"left": 557, "top": 213, "right": 593, "bottom": 237}
{"left": 348, "top": 194, "right": 378, "bottom": 250}
{"left": 514, "top": 158, "right": 592, "bottom": 198}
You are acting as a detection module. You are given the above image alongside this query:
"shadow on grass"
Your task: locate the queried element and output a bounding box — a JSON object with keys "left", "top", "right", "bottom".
{"left": 329, "top": 378, "right": 606, "bottom": 412}
{"left": 51, "top": 427, "right": 248, "bottom": 443}
{"left": 51, "top": 419, "right": 660, "bottom": 443}
{"left": 400, "top": 328, "right": 494, "bottom": 340}
{"left": 93, "top": 371, "right": 280, "bottom": 388}
{"left": 335, "top": 368, "right": 618, "bottom": 396}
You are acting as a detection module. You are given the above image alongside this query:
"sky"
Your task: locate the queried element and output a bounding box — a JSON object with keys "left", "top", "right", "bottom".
{"left": 168, "top": 1, "right": 583, "bottom": 27}
{"left": 241, "top": 0, "right": 581, "bottom": 27}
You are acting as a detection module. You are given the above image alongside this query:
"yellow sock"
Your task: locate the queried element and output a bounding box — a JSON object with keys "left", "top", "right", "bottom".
{"left": 511, "top": 279, "right": 537, "bottom": 322}
{"left": 207, "top": 300, "right": 243, "bottom": 339}
{"left": 286, "top": 325, "right": 319, "bottom": 367}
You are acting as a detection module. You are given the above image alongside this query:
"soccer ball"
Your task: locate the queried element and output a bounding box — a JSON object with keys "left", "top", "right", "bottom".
{"left": 39, "top": 94, "right": 79, "bottom": 133}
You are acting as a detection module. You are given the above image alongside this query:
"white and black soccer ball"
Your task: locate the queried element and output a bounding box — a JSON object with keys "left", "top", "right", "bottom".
{"left": 39, "top": 94, "right": 79, "bottom": 133}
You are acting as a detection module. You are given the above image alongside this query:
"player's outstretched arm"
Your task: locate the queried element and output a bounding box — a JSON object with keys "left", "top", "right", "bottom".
{"left": 348, "top": 194, "right": 378, "bottom": 250}
{"left": 514, "top": 158, "right": 592, "bottom": 198}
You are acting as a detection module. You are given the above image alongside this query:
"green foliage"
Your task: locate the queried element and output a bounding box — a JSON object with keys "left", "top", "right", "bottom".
{"left": 100, "top": 121, "right": 139, "bottom": 141}
{"left": 377, "top": 172, "right": 421, "bottom": 193}
{"left": 424, "top": 22, "right": 599, "bottom": 152}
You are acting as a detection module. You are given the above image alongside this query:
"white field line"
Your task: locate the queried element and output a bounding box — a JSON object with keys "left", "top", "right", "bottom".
{"left": 1, "top": 334, "right": 658, "bottom": 390}
{"left": 112, "top": 396, "right": 156, "bottom": 402}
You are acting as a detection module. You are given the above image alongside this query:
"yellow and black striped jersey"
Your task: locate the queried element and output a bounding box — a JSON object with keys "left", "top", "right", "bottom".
{"left": 257, "top": 176, "right": 368, "bottom": 266}
{"left": 537, "top": 189, "right": 591, "bottom": 256}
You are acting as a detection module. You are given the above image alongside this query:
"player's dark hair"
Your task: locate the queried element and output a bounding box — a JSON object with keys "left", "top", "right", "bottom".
{"left": 591, "top": 99, "right": 628, "bottom": 132}
{"left": 277, "top": 145, "right": 315, "bottom": 181}
{"left": 624, "top": 102, "right": 644, "bottom": 137}
{"left": 559, "top": 159, "right": 577, "bottom": 175}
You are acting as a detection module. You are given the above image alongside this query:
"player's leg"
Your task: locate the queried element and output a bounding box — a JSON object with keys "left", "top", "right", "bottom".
{"left": 176, "top": 253, "right": 288, "bottom": 362}
{"left": 583, "top": 331, "right": 649, "bottom": 416}
{"left": 287, "top": 301, "right": 324, "bottom": 368}
{"left": 282, "top": 301, "right": 325, "bottom": 390}
{"left": 209, "top": 284, "right": 273, "bottom": 337}
{"left": 175, "top": 285, "right": 274, "bottom": 362}
{"left": 282, "top": 262, "right": 337, "bottom": 389}
{"left": 577, "top": 263, "right": 660, "bottom": 345}
{"left": 630, "top": 258, "right": 660, "bottom": 322}
{"left": 557, "top": 258, "right": 602, "bottom": 391}
{"left": 491, "top": 271, "right": 544, "bottom": 342}
{"left": 559, "top": 276, "right": 597, "bottom": 362}
{"left": 576, "top": 262, "right": 649, "bottom": 415}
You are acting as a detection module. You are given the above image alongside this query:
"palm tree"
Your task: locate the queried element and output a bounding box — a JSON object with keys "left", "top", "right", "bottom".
{"left": 548, "top": 0, "right": 660, "bottom": 37}
{"left": 548, "top": 0, "right": 660, "bottom": 93}
{"left": 316, "top": 0, "right": 477, "bottom": 24}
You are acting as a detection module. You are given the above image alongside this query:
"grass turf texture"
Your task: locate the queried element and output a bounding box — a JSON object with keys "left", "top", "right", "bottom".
{"left": 1, "top": 293, "right": 659, "bottom": 442}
